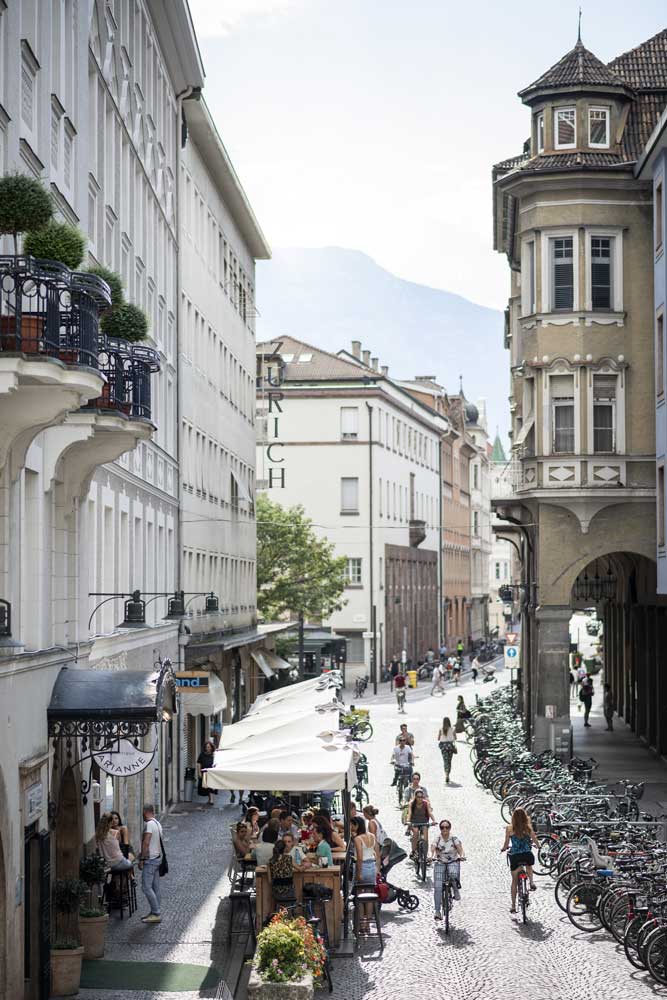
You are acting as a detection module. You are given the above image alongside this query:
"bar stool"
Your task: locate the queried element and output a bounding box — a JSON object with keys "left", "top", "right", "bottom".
{"left": 104, "top": 867, "right": 137, "bottom": 919}
{"left": 227, "top": 887, "right": 256, "bottom": 948}
{"left": 353, "top": 883, "right": 383, "bottom": 950}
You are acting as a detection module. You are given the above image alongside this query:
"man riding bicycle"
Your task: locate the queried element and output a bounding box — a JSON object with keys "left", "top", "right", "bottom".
{"left": 394, "top": 723, "right": 415, "bottom": 747}
{"left": 390, "top": 738, "right": 413, "bottom": 790}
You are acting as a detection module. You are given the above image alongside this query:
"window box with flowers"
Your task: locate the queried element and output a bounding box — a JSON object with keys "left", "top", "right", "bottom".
{"left": 248, "top": 911, "right": 326, "bottom": 999}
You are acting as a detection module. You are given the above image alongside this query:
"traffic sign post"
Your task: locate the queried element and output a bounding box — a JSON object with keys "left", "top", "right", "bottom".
{"left": 505, "top": 632, "right": 518, "bottom": 645}
{"left": 504, "top": 644, "right": 520, "bottom": 669}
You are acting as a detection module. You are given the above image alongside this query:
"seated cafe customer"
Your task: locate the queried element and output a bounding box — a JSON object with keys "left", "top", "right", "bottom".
{"left": 278, "top": 811, "right": 300, "bottom": 841}
{"left": 252, "top": 820, "right": 280, "bottom": 865}
{"left": 269, "top": 840, "right": 297, "bottom": 902}
{"left": 313, "top": 815, "right": 344, "bottom": 851}
{"left": 305, "top": 826, "right": 333, "bottom": 868}
{"left": 281, "top": 831, "right": 304, "bottom": 866}
{"left": 233, "top": 821, "right": 252, "bottom": 859}
{"left": 96, "top": 813, "right": 133, "bottom": 873}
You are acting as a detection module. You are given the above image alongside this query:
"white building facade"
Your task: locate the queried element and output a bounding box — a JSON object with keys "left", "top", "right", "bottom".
{"left": 0, "top": 5, "right": 269, "bottom": 998}
{"left": 257, "top": 338, "right": 447, "bottom": 674}
{"left": 487, "top": 435, "right": 518, "bottom": 637}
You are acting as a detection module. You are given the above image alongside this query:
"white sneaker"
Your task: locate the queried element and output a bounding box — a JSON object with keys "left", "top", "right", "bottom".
{"left": 142, "top": 914, "right": 161, "bottom": 923}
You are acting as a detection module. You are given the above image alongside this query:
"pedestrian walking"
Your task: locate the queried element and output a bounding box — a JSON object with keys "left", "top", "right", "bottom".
{"left": 471, "top": 660, "right": 478, "bottom": 683}
{"left": 438, "top": 716, "right": 457, "bottom": 784}
{"left": 456, "top": 638, "right": 464, "bottom": 659}
{"left": 439, "top": 642, "right": 447, "bottom": 663}
{"left": 603, "top": 682, "right": 615, "bottom": 731}
{"left": 452, "top": 657, "right": 462, "bottom": 685}
{"left": 579, "top": 674, "right": 594, "bottom": 727}
{"left": 138, "top": 804, "right": 163, "bottom": 923}
{"left": 455, "top": 696, "right": 471, "bottom": 734}
{"left": 197, "top": 740, "right": 217, "bottom": 805}
{"left": 430, "top": 660, "right": 447, "bottom": 696}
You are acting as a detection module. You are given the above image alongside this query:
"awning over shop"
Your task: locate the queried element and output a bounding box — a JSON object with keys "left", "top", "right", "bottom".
{"left": 250, "top": 649, "right": 292, "bottom": 678}
{"left": 218, "top": 707, "right": 340, "bottom": 748}
{"left": 205, "top": 740, "right": 356, "bottom": 791}
{"left": 192, "top": 622, "right": 294, "bottom": 652}
{"left": 47, "top": 663, "right": 177, "bottom": 740}
{"left": 177, "top": 672, "right": 227, "bottom": 716}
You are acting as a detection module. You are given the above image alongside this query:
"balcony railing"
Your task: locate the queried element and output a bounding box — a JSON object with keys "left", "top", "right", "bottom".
{"left": 0, "top": 255, "right": 110, "bottom": 368}
{"left": 86, "top": 337, "right": 160, "bottom": 421}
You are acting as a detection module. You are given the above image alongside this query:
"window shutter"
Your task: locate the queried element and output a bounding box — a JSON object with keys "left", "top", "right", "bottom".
{"left": 550, "top": 374, "right": 574, "bottom": 398}
{"left": 341, "top": 477, "right": 359, "bottom": 511}
{"left": 593, "top": 374, "right": 617, "bottom": 400}
{"left": 552, "top": 238, "right": 574, "bottom": 310}
{"left": 341, "top": 407, "right": 359, "bottom": 437}
{"left": 591, "top": 238, "right": 612, "bottom": 310}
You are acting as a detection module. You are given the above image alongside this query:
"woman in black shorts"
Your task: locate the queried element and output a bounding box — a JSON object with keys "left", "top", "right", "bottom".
{"left": 501, "top": 807, "right": 539, "bottom": 913}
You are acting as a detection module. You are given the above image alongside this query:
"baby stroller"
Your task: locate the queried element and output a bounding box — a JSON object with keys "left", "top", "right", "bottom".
{"left": 377, "top": 839, "right": 419, "bottom": 910}
{"left": 480, "top": 660, "right": 497, "bottom": 684}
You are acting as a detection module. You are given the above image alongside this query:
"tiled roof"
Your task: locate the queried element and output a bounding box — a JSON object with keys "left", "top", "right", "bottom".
{"left": 256, "top": 336, "right": 377, "bottom": 382}
{"left": 608, "top": 28, "right": 667, "bottom": 90}
{"left": 494, "top": 150, "right": 631, "bottom": 177}
{"left": 520, "top": 39, "right": 625, "bottom": 96}
{"left": 621, "top": 91, "right": 667, "bottom": 160}
{"left": 494, "top": 152, "right": 530, "bottom": 174}
{"left": 491, "top": 433, "right": 507, "bottom": 464}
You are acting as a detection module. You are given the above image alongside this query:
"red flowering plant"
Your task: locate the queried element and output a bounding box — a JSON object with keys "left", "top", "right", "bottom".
{"left": 255, "top": 910, "right": 326, "bottom": 984}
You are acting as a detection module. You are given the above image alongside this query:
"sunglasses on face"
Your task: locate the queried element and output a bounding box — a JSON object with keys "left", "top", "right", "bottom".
{"left": 440, "top": 824, "right": 450, "bottom": 830}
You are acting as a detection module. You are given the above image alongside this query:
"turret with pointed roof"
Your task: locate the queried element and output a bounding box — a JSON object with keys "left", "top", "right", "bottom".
{"left": 490, "top": 433, "right": 506, "bottom": 464}
{"left": 519, "top": 37, "right": 630, "bottom": 103}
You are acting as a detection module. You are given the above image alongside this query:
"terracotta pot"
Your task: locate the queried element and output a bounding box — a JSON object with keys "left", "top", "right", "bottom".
{"left": 79, "top": 913, "right": 108, "bottom": 959}
{"left": 58, "top": 348, "right": 79, "bottom": 365}
{"left": 50, "top": 945, "right": 84, "bottom": 996}
{"left": 0, "top": 314, "right": 45, "bottom": 353}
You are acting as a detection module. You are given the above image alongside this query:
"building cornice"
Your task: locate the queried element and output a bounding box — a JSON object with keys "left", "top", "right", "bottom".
{"left": 269, "top": 384, "right": 448, "bottom": 435}
{"left": 145, "top": 0, "right": 205, "bottom": 92}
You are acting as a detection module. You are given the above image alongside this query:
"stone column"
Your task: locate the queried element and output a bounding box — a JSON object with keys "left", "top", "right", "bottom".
{"left": 533, "top": 605, "right": 571, "bottom": 753}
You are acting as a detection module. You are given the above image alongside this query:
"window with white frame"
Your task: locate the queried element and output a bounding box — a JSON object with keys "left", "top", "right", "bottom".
{"left": 346, "top": 557, "right": 362, "bottom": 586}
{"left": 591, "top": 236, "right": 613, "bottom": 309}
{"left": 593, "top": 375, "right": 616, "bottom": 453}
{"left": 341, "top": 477, "right": 359, "bottom": 514}
{"left": 550, "top": 237, "right": 574, "bottom": 310}
{"left": 588, "top": 107, "right": 609, "bottom": 147}
{"left": 340, "top": 406, "right": 359, "bottom": 439}
{"left": 554, "top": 107, "right": 576, "bottom": 148}
{"left": 551, "top": 374, "right": 575, "bottom": 453}
{"left": 537, "top": 112, "right": 545, "bottom": 153}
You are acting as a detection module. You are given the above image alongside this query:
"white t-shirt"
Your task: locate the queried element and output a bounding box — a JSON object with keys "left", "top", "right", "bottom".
{"left": 392, "top": 745, "right": 413, "bottom": 768}
{"left": 144, "top": 818, "right": 162, "bottom": 859}
{"left": 433, "top": 835, "right": 461, "bottom": 862}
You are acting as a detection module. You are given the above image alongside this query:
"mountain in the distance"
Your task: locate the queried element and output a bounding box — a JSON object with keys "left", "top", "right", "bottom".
{"left": 256, "top": 247, "right": 508, "bottom": 437}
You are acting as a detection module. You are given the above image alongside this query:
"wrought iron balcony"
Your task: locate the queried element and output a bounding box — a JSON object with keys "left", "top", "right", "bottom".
{"left": 86, "top": 337, "right": 160, "bottom": 422}
{"left": 0, "top": 255, "right": 110, "bottom": 367}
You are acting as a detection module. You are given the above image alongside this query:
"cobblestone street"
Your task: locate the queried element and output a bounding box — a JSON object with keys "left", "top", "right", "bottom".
{"left": 332, "top": 673, "right": 663, "bottom": 1000}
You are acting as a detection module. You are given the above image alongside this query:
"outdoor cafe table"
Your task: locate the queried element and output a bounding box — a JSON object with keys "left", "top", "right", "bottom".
{"left": 254, "top": 863, "right": 344, "bottom": 945}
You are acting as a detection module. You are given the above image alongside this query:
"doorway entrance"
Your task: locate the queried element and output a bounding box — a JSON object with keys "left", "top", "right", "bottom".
{"left": 23, "top": 825, "right": 50, "bottom": 1000}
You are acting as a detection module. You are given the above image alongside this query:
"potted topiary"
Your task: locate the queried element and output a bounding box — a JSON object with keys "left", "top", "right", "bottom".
{"left": 85, "top": 265, "right": 124, "bottom": 313}
{"left": 22, "top": 221, "right": 87, "bottom": 360}
{"left": 0, "top": 173, "right": 53, "bottom": 351}
{"left": 78, "top": 854, "right": 108, "bottom": 959}
{"left": 100, "top": 301, "right": 148, "bottom": 343}
{"left": 51, "top": 878, "right": 86, "bottom": 996}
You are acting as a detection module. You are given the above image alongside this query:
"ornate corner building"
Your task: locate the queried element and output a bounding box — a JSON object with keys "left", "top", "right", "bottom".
{"left": 493, "top": 30, "right": 667, "bottom": 750}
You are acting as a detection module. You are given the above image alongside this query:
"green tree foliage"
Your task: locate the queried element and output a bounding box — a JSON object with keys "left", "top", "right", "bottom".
{"left": 23, "top": 220, "right": 86, "bottom": 269}
{"left": 256, "top": 494, "right": 347, "bottom": 622}
{"left": 0, "top": 173, "right": 53, "bottom": 253}
{"left": 86, "top": 265, "right": 124, "bottom": 309}
{"left": 101, "top": 301, "right": 149, "bottom": 342}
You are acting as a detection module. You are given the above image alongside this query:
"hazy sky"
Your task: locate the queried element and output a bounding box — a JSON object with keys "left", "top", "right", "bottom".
{"left": 188, "top": 1, "right": 666, "bottom": 310}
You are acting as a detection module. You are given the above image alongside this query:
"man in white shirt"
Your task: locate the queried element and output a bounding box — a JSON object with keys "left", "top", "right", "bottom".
{"left": 138, "top": 803, "right": 163, "bottom": 923}
{"left": 390, "top": 739, "right": 414, "bottom": 786}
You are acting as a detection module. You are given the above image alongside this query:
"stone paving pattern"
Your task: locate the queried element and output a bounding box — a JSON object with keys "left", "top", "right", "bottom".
{"left": 80, "top": 669, "right": 667, "bottom": 998}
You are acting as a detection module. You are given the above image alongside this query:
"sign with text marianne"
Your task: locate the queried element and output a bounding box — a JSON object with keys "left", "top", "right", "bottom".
{"left": 93, "top": 739, "right": 153, "bottom": 777}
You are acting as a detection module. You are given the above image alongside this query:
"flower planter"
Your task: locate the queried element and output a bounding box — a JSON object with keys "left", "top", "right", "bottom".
{"left": 248, "top": 957, "right": 314, "bottom": 1000}
{"left": 79, "top": 913, "right": 108, "bottom": 959}
{"left": 50, "top": 945, "right": 84, "bottom": 996}
{"left": 0, "top": 314, "right": 44, "bottom": 353}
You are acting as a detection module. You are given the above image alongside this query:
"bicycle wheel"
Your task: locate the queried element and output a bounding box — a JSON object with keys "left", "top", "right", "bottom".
{"left": 566, "top": 882, "right": 603, "bottom": 932}
{"left": 420, "top": 841, "right": 427, "bottom": 883}
{"left": 645, "top": 926, "right": 667, "bottom": 985}
{"left": 535, "top": 836, "right": 559, "bottom": 876}
{"left": 624, "top": 915, "right": 648, "bottom": 970}
{"left": 443, "top": 882, "right": 450, "bottom": 935}
{"left": 554, "top": 868, "right": 579, "bottom": 912}
{"left": 519, "top": 878, "right": 528, "bottom": 924}
{"left": 354, "top": 784, "right": 369, "bottom": 807}
{"left": 356, "top": 722, "right": 373, "bottom": 742}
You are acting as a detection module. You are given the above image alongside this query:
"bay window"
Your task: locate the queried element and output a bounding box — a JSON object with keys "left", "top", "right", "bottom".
{"left": 551, "top": 374, "right": 575, "bottom": 453}
{"left": 592, "top": 375, "right": 616, "bottom": 453}
{"left": 555, "top": 107, "right": 576, "bottom": 149}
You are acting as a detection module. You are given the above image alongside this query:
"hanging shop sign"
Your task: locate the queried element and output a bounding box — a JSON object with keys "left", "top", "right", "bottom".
{"left": 175, "top": 670, "right": 210, "bottom": 689}
{"left": 93, "top": 739, "right": 154, "bottom": 777}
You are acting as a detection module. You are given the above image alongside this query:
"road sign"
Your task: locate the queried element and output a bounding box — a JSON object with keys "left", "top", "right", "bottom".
{"left": 504, "top": 644, "right": 520, "bottom": 669}
{"left": 505, "top": 632, "right": 518, "bottom": 645}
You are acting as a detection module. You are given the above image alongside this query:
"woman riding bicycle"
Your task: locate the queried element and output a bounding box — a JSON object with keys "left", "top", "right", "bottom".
{"left": 430, "top": 819, "right": 466, "bottom": 920}
{"left": 406, "top": 790, "right": 434, "bottom": 857}
{"left": 501, "top": 806, "right": 539, "bottom": 913}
